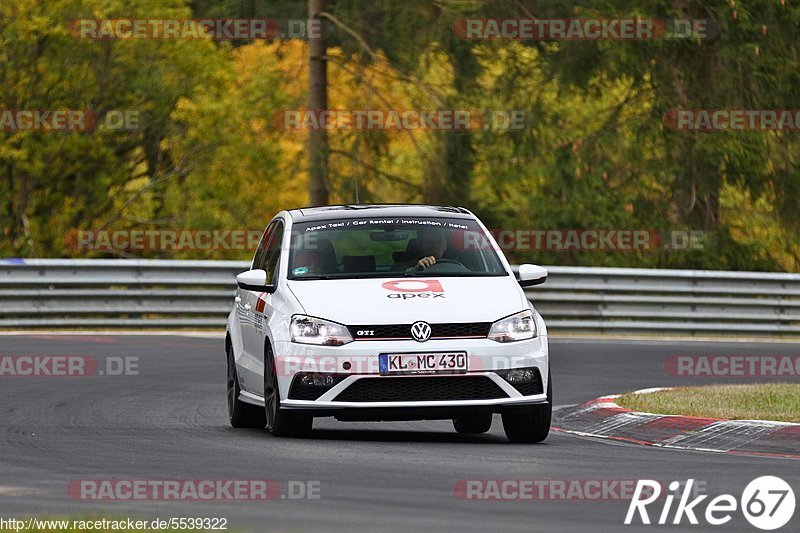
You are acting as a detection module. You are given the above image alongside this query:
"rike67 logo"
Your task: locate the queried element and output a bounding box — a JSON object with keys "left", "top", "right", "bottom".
{"left": 626, "top": 477, "right": 795, "bottom": 530}
{"left": 381, "top": 279, "right": 445, "bottom": 300}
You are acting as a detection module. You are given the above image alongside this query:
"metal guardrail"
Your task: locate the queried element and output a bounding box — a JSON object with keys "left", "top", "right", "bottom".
{"left": 1, "top": 259, "right": 799, "bottom": 335}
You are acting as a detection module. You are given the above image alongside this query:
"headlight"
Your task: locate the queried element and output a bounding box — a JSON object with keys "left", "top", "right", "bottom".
{"left": 290, "top": 315, "right": 353, "bottom": 346}
{"left": 488, "top": 310, "right": 536, "bottom": 342}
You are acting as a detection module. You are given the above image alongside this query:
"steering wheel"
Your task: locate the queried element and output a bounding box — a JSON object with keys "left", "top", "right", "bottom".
{"left": 414, "top": 258, "right": 465, "bottom": 271}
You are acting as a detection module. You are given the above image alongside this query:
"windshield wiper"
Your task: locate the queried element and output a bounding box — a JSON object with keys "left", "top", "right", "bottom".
{"left": 407, "top": 272, "right": 504, "bottom": 277}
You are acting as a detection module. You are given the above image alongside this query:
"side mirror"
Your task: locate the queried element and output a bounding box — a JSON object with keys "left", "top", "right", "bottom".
{"left": 518, "top": 264, "right": 548, "bottom": 287}
{"left": 236, "top": 269, "right": 276, "bottom": 293}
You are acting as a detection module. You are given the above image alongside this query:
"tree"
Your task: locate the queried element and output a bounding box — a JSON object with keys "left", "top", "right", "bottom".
{"left": 307, "top": 0, "right": 329, "bottom": 205}
{"left": 0, "top": 0, "right": 221, "bottom": 257}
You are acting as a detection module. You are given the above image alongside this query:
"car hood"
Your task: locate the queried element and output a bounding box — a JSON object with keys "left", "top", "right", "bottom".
{"left": 286, "top": 276, "right": 527, "bottom": 324}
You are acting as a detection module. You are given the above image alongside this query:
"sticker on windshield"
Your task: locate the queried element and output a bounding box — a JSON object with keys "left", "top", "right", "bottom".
{"left": 292, "top": 266, "right": 309, "bottom": 276}
{"left": 301, "top": 219, "right": 470, "bottom": 232}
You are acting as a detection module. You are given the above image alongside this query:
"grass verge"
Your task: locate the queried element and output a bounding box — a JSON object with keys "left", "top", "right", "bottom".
{"left": 616, "top": 383, "right": 800, "bottom": 423}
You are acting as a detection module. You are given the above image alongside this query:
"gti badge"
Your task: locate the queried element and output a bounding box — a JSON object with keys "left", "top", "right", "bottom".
{"left": 410, "top": 321, "right": 432, "bottom": 342}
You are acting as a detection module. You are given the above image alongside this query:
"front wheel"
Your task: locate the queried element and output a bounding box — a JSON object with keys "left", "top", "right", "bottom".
{"left": 227, "top": 342, "right": 266, "bottom": 429}
{"left": 501, "top": 370, "right": 552, "bottom": 443}
{"left": 264, "top": 344, "right": 312, "bottom": 437}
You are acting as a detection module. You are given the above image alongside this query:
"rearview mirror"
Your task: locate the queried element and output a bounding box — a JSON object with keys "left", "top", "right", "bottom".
{"left": 370, "top": 230, "right": 410, "bottom": 242}
{"left": 518, "top": 264, "right": 548, "bottom": 287}
{"left": 236, "top": 269, "right": 275, "bottom": 292}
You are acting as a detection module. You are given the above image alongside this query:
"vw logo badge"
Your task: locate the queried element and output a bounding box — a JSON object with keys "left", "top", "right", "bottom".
{"left": 410, "top": 321, "right": 432, "bottom": 342}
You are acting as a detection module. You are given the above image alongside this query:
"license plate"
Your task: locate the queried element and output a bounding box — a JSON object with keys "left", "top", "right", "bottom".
{"left": 378, "top": 352, "right": 468, "bottom": 375}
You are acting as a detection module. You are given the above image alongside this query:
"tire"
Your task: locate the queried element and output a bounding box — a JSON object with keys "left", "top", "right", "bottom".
{"left": 227, "top": 341, "right": 266, "bottom": 429}
{"left": 453, "top": 413, "right": 493, "bottom": 434}
{"left": 264, "top": 343, "right": 312, "bottom": 437}
{"left": 501, "top": 370, "right": 552, "bottom": 443}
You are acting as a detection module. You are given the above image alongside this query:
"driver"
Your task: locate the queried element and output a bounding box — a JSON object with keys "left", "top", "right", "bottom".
{"left": 411, "top": 227, "right": 449, "bottom": 270}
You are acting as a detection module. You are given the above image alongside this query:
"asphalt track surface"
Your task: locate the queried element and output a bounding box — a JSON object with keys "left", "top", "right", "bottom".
{"left": 1, "top": 334, "right": 799, "bottom": 532}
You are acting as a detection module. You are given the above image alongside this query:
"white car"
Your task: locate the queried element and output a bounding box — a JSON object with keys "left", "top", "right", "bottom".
{"left": 225, "top": 205, "right": 551, "bottom": 442}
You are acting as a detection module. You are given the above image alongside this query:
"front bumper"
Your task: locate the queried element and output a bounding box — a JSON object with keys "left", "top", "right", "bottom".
{"left": 269, "top": 335, "right": 549, "bottom": 415}
{"left": 281, "top": 402, "right": 548, "bottom": 422}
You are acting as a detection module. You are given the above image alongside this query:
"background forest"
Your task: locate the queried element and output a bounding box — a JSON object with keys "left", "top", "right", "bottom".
{"left": 1, "top": 0, "right": 799, "bottom": 271}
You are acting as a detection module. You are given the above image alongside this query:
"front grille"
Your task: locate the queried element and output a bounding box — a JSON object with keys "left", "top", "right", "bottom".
{"left": 333, "top": 376, "right": 508, "bottom": 402}
{"left": 348, "top": 322, "right": 491, "bottom": 340}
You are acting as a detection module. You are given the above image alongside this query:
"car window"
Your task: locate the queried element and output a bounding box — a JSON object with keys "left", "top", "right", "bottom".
{"left": 288, "top": 217, "right": 507, "bottom": 279}
{"left": 252, "top": 221, "right": 276, "bottom": 271}
{"left": 260, "top": 220, "right": 284, "bottom": 285}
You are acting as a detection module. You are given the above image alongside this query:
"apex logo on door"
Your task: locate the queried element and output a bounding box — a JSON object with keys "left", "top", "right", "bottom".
{"left": 382, "top": 280, "right": 445, "bottom": 300}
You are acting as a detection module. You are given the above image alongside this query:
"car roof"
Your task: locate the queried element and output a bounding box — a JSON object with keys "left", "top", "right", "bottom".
{"left": 287, "top": 204, "right": 474, "bottom": 222}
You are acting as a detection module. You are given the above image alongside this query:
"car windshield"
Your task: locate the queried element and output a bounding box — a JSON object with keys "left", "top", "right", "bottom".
{"left": 288, "top": 217, "right": 507, "bottom": 280}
